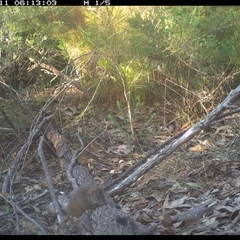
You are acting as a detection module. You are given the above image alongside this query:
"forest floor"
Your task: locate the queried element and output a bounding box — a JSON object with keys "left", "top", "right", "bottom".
{"left": 1, "top": 87, "right": 240, "bottom": 234}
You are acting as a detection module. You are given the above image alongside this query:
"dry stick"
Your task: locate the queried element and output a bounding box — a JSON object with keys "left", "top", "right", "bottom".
{"left": 0, "top": 193, "right": 20, "bottom": 234}
{"left": 104, "top": 128, "right": 187, "bottom": 191}
{"left": 1, "top": 115, "right": 53, "bottom": 231}
{"left": 1, "top": 115, "right": 53, "bottom": 193}
{"left": 20, "top": 189, "right": 48, "bottom": 205}
{"left": 67, "top": 131, "right": 84, "bottom": 189}
{"left": 103, "top": 56, "right": 134, "bottom": 138}
{"left": 30, "top": 45, "right": 99, "bottom": 86}
{"left": 0, "top": 141, "right": 21, "bottom": 179}
{"left": 106, "top": 85, "right": 240, "bottom": 196}
{"left": 76, "top": 67, "right": 106, "bottom": 121}
{"left": 0, "top": 82, "right": 60, "bottom": 158}
{"left": 15, "top": 203, "right": 47, "bottom": 234}
{"left": 217, "top": 107, "right": 240, "bottom": 119}
{"left": 42, "top": 122, "right": 108, "bottom": 226}
{"left": 68, "top": 122, "right": 108, "bottom": 189}
{"left": 28, "top": 54, "right": 100, "bottom": 128}
{"left": 38, "top": 136, "right": 63, "bottom": 226}
{"left": 0, "top": 193, "right": 47, "bottom": 235}
{"left": 1, "top": 144, "right": 26, "bottom": 193}
{"left": 113, "top": 62, "right": 134, "bottom": 137}
{"left": 28, "top": 57, "right": 88, "bottom": 94}
{"left": 46, "top": 125, "right": 155, "bottom": 234}
{"left": 29, "top": 47, "right": 99, "bottom": 101}
{"left": 171, "top": 198, "right": 215, "bottom": 223}
{"left": 104, "top": 106, "right": 240, "bottom": 191}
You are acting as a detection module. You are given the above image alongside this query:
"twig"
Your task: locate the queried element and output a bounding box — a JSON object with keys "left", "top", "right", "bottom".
{"left": 15, "top": 204, "right": 47, "bottom": 234}
{"left": 67, "top": 121, "right": 108, "bottom": 189}
{"left": 0, "top": 193, "right": 48, "bottom": 235}
{"left": 104, "top": 128, "right": 187, "bottom": 191}
{"left": 28, "top": 57, "right": 88, "bottom": 94}
{"left": 38, "top": 136, "right": 63, "bottom": 225}
{"left": 106, "top": 85, "right": 240, "bottom": 196}
{"left": 67, "top": 131, "right": 84, "bottom": 189}
{"left": 1, "top": 114, "right": 52, "bottom": 194}
{"left": 113, "top": 62, "right": 134, "bottom": 137}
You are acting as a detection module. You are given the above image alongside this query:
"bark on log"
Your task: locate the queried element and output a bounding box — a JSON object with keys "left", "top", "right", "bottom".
{"left": 46, "top": 124, "right": 155, "bottom": 235}
{"left": 45, "top": 85, "right": 240, "bottom": 234}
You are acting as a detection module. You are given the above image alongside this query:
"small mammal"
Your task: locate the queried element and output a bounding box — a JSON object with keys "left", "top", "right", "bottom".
{"left": 57, "top": 185, "right": 105, "bottom": 231}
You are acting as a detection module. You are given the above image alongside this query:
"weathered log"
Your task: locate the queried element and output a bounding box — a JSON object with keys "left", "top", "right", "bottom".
{"left": 46, "top": 125, "right": 155, "bottom": 235}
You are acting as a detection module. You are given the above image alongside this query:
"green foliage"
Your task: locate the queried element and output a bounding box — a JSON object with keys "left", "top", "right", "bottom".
{"left": 1, "top": 6, "right": 240, "bottom": 123}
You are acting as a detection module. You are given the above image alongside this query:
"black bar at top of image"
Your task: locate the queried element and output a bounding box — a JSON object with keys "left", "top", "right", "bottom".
{"left": 1, "top": 0, "right": 174, "bottom": 6}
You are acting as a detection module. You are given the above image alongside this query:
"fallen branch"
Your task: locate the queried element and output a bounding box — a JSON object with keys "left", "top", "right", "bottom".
{"left": 45, "top": 124, "right": 155, "bottom": 235}
{"left": 1, "top": 114, "right": 52, "bottom": 193}
{"left": 171, "top": 198, "right": 215, "bottom": 222}
{"left": 28, "top": 57, "right": 88, "bottom": 95}
{"left": 38, "top": 136, "right": 63, "bottom": 225}
{"left": 105, "top": 85, "right": 240, "bottom": 196}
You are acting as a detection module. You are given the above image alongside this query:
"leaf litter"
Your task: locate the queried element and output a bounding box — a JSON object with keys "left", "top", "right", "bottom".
{"left": 1, "top": 105, "right": 240, "bottom": 234}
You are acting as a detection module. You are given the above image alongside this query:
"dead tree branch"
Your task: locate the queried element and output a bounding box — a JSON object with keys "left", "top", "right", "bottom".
{"left": 45, "top": 124, "right": 155, "bottom": 235}
{"left": 105, "top": 85, "right": 240, "bottom": 196}
{"left": 38, "top": 136, "right": 63, "bottom": 225}
{"left": 1, "top": 114, "right": 52, "bottom": 193}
